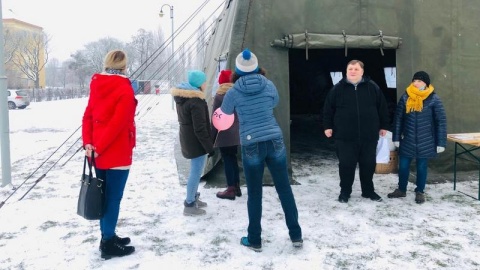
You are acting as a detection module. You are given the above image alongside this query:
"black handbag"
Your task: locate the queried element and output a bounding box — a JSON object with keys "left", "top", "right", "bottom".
{"left": 77, "top": 153, "right": 105, "bottom": 220}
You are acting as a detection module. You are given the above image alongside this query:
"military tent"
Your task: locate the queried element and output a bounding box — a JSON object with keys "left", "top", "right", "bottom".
{"left": 199, "top": 0, "right": 480, "bottom": 184}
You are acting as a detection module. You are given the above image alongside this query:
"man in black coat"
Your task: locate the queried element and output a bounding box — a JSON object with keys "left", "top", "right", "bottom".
{"left": 323, "top": 60, "right": 390, "bottom": 203}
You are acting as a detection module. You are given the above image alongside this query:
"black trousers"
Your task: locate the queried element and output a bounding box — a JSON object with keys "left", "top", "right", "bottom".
{"left": 219, "top": 145, "right": 240, "bottom": 187}
{"left": 335, "top": 139, "right": 377, "bottom": 196}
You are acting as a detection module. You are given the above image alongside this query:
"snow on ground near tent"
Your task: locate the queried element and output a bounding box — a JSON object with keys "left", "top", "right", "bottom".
{"left": 1, "top": 94, "right": 480, "bottom": 270}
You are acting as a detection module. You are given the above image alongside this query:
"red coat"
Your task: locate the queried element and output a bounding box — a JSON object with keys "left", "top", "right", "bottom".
{"left": 82, "top": 73, "right": 138, "bottom": 169}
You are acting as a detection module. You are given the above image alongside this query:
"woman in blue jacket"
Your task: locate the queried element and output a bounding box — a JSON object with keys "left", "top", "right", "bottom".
{"left": 221, "top": 49, "right": 302, "bottom": 252}
{"left": 388, "top": 71, "right": 447, "bottom": 204}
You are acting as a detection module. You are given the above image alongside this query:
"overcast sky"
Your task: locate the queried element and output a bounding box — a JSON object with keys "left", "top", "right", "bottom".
{"left": 1, "top": 0, "right": 225, "bottom": 62}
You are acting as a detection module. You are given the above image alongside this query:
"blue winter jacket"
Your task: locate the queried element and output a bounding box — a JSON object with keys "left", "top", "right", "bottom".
{"left": 221, "top": 74, "right": 282, "bottom": 146}
{"left": 392, "top": 92, "right": 447, "bottom": 158}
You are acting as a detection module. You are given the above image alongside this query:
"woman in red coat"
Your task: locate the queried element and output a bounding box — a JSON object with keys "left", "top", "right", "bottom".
{"left": 82, "top": 50, "right": 137, "bottom": 259}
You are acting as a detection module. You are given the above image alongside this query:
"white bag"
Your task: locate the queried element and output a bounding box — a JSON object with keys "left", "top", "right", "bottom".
{"left": 376, "top": 136, "right": 390, "bottom": 164}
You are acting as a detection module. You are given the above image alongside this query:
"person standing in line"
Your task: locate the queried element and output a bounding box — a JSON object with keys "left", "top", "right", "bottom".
{"left": 323, "top": 60, "right": 390, "bottom": 203}
{"left": 82, "top": 50, "right": 137, "bottom": 259}
{"left": 388, "top": 71, "right": 447, "bottom": 204}
{"left": 221, "top": 49, "right": 303, "bottom": 252}
{"left": 212, "top": 69, "right": 242, "bottom": 200}
{"left": 171, "top": 70, "right": 214, "bottom": 216}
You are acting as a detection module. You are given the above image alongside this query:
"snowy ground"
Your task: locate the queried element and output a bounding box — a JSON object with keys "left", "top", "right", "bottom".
{"left": 1, "top": 94, "right": 480, "bottom": 270}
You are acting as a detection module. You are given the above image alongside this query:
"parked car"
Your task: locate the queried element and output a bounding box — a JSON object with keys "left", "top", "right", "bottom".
{"left": 7, "top": 89, "right": 30, "bottom": 109}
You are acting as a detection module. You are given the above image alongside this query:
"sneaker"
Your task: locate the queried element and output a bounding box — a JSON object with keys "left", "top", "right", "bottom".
{"left": 415, "top": 192, "right": 425, "bottom": 204}
{"left": 195, "top": 192, "right": 207, "bottom": 208}
{"left": 362, "top": 192, "right": 383, "bottom": 202}
{"left": 292, "top": 239, "right": 303, "bottom": 248}
{"left": 240, "top": 236, "right": 262, "bottom": 252}
{"left": 338, "top": 193, "right": 350, "bottom": 203}
{"left": 387, "top": 189, "right": 406, "bottom": 198}
{"left": 183, "top": 200, "right": 206, "bottom": 216}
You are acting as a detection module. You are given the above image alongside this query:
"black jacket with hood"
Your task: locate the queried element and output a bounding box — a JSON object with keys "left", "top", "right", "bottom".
{"left": 171, "top": 86, "right": 214, "bottom": 159}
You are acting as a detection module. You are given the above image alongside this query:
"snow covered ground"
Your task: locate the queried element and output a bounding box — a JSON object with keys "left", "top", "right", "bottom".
{"left": 1, "top": 94, "right": 479, "bottom": 270}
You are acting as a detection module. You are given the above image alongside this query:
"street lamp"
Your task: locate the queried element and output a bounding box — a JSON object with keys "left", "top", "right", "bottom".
{"left": 159, "top": 4, "right": 175, "bottom": 110}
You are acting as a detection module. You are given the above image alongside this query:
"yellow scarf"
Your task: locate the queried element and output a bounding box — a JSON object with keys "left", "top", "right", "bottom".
{"left": 405, "top": 83, "right": 434, "bottom": 113}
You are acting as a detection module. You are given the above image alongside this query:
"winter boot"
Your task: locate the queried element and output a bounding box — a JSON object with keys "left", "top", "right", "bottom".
{"left": 361, "top": 191, "right": 383, "bottom": 202}
{"left": 183, "top": 200, "right": 206, "bottom": 216}
{"left": 99, "top": 234, "right": 131, "bottom": 251}
{"left": 100, "top": 237, "right": 135, "bottom": 260}
{"left": 195, "top": 192, "right": 207, "bottom": 208}
{"left": 216, "top": 186, "right": 236, "bottom": 200}
{"left": 235, "top": 182, "right": 242, "bottom": 197}
{"left": 387, "top": 189, "right": 407, "bottom": 198}
{"left": 415, "top": 192, "right": 426, "bottom": 204}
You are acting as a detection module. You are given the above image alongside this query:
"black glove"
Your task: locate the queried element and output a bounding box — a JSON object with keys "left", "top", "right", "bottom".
{"left": 208, "top": 151, "right": 215, "bottom": 157}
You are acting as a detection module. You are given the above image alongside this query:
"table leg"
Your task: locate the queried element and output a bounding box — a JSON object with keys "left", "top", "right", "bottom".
{"left": 453, "top": 142, "right": 457, "bottom": 190}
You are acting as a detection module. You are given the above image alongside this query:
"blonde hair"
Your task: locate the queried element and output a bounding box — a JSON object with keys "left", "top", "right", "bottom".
{"left": 103, "top": 50, "right": 127, "bottom": 71}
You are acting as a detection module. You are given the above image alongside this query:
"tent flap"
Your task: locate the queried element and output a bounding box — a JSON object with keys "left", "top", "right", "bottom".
{"left": 270, "top": 32, "right": 402, "bottom": 49}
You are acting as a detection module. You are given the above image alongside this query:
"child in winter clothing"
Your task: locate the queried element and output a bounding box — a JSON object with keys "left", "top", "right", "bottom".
{"left": 170, "top": 70, "right": 214, "bottom": 216}
{"left": 211, "top": 69, "right": 242, "bottom": 200}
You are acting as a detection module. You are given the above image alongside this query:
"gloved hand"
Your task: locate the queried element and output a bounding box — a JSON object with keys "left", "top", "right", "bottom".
{"left": 208, "top": 151, "right": 215, "bottom": 157}
{"left": 394, "top": 141, "right": 400, "bottom": 148}
{"left": 437, "top": 146, "right": 445, "bottom": 153}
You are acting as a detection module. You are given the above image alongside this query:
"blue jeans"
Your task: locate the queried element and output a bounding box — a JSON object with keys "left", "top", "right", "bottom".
{"left": 186, "top": 155, "right": 207, "bottom": 204}
{"left": 220, "top": 146, "right": 240, "bottom": 187}
{"left": 398, "top": 156, "right": 428, "bottom": 193}
{"left": 96, "top": 169, "right": 130, "bottom": 240}
{"left": 241, "top": 138, "right": 302, "bottom": 246}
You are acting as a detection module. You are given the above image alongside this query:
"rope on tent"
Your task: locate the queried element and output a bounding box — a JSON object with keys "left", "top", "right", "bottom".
{"left": 305, "top": 30, "right": 309, "bottom": 60}
{"left": 379, "top": 30, "right": 385, "bottom": 56}
{"left": 0, "top": 126, "right": 82, "bottom": 209}
{"left": 342, "top": 30, "right": 348, "bottom": 57}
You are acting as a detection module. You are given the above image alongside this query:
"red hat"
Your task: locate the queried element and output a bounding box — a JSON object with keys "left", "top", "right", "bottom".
{"left": 218, "top": 69, "right": 232, "bottom": 84}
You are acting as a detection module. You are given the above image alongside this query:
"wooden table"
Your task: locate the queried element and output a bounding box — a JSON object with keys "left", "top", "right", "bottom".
{"left": 447, "top": 133, "right": 480, "bottom": 200}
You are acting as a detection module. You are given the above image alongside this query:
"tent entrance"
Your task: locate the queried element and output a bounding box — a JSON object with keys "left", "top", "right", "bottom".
{"left": 288, "top": 48, "right": 397, "bottom": 156}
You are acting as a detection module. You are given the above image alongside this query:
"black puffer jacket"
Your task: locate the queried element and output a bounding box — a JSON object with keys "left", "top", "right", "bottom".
{"left": 323, "top": 77, "right": 390, "bottom": 141}
{"left": 171, "top": 87, "right": 214, "bottom": 159}
{"left": 392, "top": 92, "right": 447, "bottom": 158}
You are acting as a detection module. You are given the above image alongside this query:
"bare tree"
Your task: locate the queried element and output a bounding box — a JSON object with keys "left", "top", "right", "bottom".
{"left": 127, "top": 29, "right": 155, "bottom": 81}
{"left": 3, "top": 28, "right": 20, "bottom": 65}
{"left": 194, "top": 20, "right": 207, "bottom": 69}
{"left": 68, "top": 51, "right": 94, "bottom": 90}
{"left": 10, "top": 31, "right": 50, "bottom": 88}
{"left": 83, "top": 37, "right": 126, "bottom": 73}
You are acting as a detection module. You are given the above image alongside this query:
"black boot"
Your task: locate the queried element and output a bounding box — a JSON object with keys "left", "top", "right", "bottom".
{"left": 100, "top": 237, "right": 135, "bottom": 260}
{"left": 99, "top": 234, "right": 131, "bottom": 251}
{"left": 235, "top": 182, "right": 242, "bottom": 197}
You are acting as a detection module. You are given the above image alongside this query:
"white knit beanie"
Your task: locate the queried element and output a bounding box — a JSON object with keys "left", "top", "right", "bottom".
{"left": 235, "top": 48, "right": 259, "bottom": 75}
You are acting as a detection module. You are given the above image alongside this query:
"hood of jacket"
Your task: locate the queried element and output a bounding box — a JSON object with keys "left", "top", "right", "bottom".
{"left": 215, "top": 83, "right": 234, "bottom": 95}
{"left": 90, "top": 73, "right": 131, "bottom": 99}
{"left": 170, "top": 86, "right": 206, "bottom": 105}
{"left": 233, "top": 74, "right": 267, "bottom": 95}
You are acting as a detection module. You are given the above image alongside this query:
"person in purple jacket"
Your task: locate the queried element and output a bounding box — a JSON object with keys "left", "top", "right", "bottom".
{"left": 221, "top": 49, "right": 303, "bottom": 252}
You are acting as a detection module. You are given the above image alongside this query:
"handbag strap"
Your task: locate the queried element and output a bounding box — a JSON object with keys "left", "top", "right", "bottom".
{"left": 83, "top": 151, "right": 97, "bottom": 181}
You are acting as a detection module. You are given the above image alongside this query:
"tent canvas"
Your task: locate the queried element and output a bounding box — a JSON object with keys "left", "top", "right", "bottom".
{"left": 200, "top": 0, "right": 480, "bottom": 184}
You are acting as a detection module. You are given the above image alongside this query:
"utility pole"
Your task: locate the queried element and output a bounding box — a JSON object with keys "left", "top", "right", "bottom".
{"left": 0, "top": 0, "right": 13, "bottom": 187}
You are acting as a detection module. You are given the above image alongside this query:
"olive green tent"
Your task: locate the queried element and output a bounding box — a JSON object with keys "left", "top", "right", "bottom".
{"left": 199, "top": 0, "right": 480, "bottom": 184}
